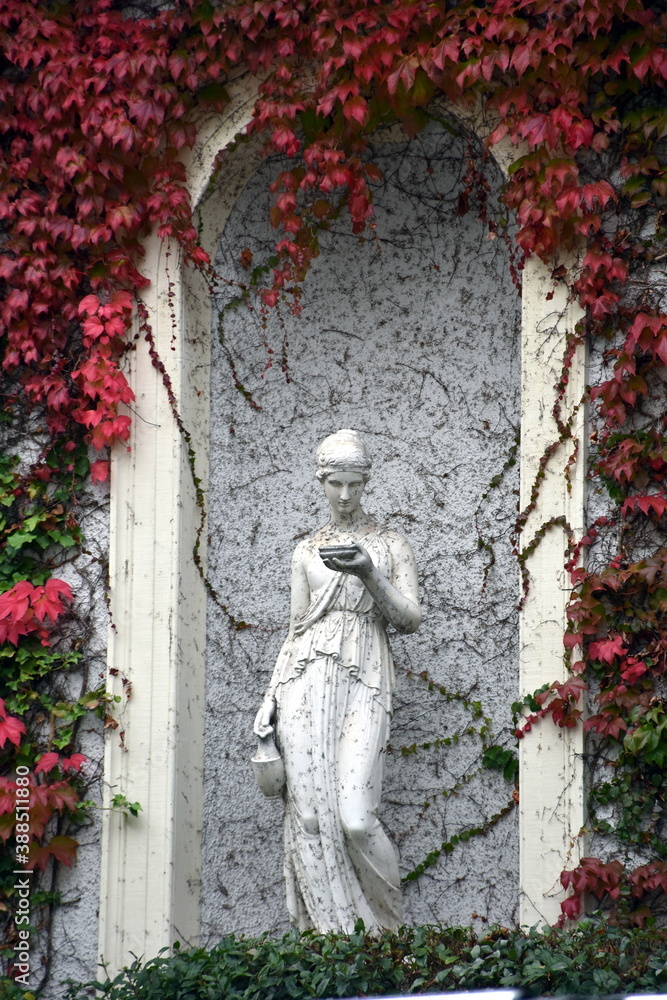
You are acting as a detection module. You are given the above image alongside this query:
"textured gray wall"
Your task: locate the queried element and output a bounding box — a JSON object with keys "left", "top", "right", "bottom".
{"left": 202, "top": 122, "right": 522, "bottom": 941}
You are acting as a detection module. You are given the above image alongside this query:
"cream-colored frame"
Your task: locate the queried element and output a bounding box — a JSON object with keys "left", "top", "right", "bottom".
{"left": 98, "top": 76, "right": 586, "bottom": 976}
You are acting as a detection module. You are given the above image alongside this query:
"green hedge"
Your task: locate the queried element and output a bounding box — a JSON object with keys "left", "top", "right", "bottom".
{"left": 41, "top": 922, "right": 667, "bottom": 999}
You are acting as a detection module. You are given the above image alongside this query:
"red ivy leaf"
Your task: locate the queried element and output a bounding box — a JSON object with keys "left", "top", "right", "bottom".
{"left": 91, "top": 459, "right": 110, "bottom": 484}
{"left": 35, "top": 752, "right": 60, "bottom": 775}
{"left": 343, "top": 96, "right": 369, "bottom": 126}
{"left": 47, "top": 835, "right": 78, "bottom": 866}
{"left": 589, "top": 635, "right": 625, "bottom": 664}
{"left": 31, "top": 579, "right": 73, "bottom": 624}
{"left": 0, "top": 699, "right": 26, "bottom": 749}
{"left": 622, "top": 494, "right": 667, "bottom": 518}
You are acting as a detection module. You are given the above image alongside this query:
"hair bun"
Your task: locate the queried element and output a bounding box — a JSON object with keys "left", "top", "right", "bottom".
{"left": 316, "top": 429, "right": 372, "bottom": 481}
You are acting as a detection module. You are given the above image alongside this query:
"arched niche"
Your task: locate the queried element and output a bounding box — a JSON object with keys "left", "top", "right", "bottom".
{"left": 203, "top": 118, "right": 522, "bottom": 935}
{"left": 99, "top": 73, "right": 586, "bottom": 977}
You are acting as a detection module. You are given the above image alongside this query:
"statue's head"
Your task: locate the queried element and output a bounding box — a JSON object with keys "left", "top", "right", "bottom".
{"left": 316, "top": 429, "right": 372, "bottom": 483}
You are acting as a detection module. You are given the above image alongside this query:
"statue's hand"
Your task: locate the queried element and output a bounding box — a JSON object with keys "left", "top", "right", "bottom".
{"left": 254, "top": 695, "right": 276, "bottom": 739}
{"left": 321, "top": 542, "right": 373, "bottom": 579}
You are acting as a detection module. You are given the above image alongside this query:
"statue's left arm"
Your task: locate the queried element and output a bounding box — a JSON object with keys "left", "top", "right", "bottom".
{"left": 364, "top": 533, "right": 421, "bottom": 633}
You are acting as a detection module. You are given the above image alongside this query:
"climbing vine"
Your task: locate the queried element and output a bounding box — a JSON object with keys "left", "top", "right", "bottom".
{"left": 0, "top": 0, "right": 666, "bottom": 984}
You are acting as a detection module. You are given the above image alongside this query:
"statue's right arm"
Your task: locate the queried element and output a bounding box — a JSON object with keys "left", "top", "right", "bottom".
{"left": 254, "top": 542, "right": 310, "bottom": 739}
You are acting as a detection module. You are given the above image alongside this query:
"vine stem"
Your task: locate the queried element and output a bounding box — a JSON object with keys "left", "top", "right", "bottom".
{"left": 136, "top": 299, "right": 274, "bottom": 633}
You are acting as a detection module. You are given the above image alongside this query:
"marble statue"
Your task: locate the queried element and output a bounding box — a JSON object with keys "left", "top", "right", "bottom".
{"left": 253, "top": 429, "right": 421, "bottom": 933}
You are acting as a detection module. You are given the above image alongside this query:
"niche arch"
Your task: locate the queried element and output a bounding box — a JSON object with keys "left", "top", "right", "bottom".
{"left": 100, "top": 73, "right": 586, "bottom": 976}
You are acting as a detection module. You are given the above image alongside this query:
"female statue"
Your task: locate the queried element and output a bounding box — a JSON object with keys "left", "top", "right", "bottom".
{"left": 254, "top": 429, "right": 421, "bottom": 933}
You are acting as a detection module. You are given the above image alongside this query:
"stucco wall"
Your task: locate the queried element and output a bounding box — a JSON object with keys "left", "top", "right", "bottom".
{"left": 14, "top": 476, "right": 109, "bottom": 998}
{"left": 202, "top": 122, "right": 522, "bottom": 940}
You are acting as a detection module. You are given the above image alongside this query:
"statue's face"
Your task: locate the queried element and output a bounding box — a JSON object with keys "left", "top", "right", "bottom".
{"left": 323, "top": 470, "right": 365, "bottom": 516}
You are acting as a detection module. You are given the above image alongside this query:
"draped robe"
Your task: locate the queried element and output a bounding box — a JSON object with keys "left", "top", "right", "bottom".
{"left": 270, "top": 527, "right": 402, "bottom": 933}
